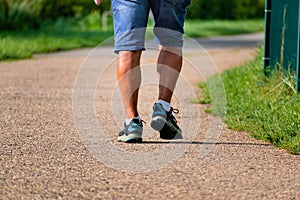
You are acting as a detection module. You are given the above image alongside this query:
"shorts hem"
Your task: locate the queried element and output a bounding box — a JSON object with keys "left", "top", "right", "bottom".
{"left": 114, "top": 47, "right": 146, "bottom": 54}
{"left": 154, "top": 38, "right": 184, "bottom": 47}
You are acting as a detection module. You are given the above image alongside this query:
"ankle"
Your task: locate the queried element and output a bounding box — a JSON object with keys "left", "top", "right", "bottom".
{"left": 125, "top": 115, "right": 140, "bottom": 125}
{"left": 157, "top": 100, "right": 171, "bottom": 112}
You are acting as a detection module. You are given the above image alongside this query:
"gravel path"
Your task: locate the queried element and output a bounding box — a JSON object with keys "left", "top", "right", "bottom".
{"left": 1, "top": 33, "right": 299, "bottom": 199}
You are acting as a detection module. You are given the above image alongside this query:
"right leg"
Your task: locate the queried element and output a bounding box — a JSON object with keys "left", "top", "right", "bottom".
{"left": 150, "top": 46, "right": 183, "bottom": 140}
{"left": 149, "top": 0, "right": 190, "bottom": 139}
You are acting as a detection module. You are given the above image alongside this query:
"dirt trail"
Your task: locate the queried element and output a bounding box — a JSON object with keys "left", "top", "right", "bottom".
{"left": 1, "top": 33, "right": 299, "bottom": 199}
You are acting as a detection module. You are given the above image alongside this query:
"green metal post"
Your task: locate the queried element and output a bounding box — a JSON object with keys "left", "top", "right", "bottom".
{"left": 264, "top": 0, "right": 300, "bottom": 92}
{"left": 297, "top": 2, "right": 300, "bottom": 91}
{"left": 263, "top": 0, "right": 271, "bottom": 75}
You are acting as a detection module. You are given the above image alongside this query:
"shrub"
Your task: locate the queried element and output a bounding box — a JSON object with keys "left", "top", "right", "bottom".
{"left": 187, "top": 0, "right": 265, "bottom": 19}
{"left": 0, "top": 0, "right": 43, "bottom": 30}
{"left": 0, "top": 0, "right": 111, "bottom": 31}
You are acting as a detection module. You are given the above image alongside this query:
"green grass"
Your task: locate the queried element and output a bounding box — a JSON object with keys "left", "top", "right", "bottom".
{"left": 185, "top": 19, "right": 264, "bottom": 38}
{"left": 197, "top": 47, "right": 300, "bottom": 154}
{"left": 0, "top": 13, "right": 114, "bottom": 61}
{"left": 0, "top": 30, "right": 113, "bottom": 61}
{"left": 0, "top": 18, "right": 264, "bottom": 61}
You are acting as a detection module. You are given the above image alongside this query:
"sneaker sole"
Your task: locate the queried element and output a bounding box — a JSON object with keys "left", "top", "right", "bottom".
{"left": 117, "top": 133, "right": 142, "bottom": 143}
{"left": 151, "top": 116, "right": 183, "bottom": 140}
{"left": 160, "top": 127, "right": 183, "bottom": 140}
{"left": 150, "top": 116, "right": 166, "bottom": 131}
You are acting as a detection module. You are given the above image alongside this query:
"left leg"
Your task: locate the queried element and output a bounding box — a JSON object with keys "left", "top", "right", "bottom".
{"left": 117, "top": 51, "right": 142, "bottom": 119}
{"left": 111, "top": 0, "right": 150, "bottom": 142}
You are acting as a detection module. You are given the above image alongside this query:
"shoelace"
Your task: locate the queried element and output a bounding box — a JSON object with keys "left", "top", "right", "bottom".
{"left": 140, "top": 119, "right": 147, "bottom": 125}
{"left": 169, "top": 107, "right": 180, "bottom": 123}
{"left": 132, "top": 118, "right": 147, "bottom": 126}
{"left": 170, "top": 107, "right": 179, "bottom": 114}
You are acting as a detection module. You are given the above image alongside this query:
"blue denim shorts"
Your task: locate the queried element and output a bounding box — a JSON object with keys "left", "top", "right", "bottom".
{"left": 111, "top": 0, "right": 191, "bottom": 53}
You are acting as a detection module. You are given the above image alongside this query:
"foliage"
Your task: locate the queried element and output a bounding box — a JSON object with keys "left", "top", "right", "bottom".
{"left": 0, "top": 0, "right": 266, "bottom": 31}
{"left": 0, "top": 0, "right": 111, "bottom": 31}
{"left": 0, "top": 12, "right": 113, "bottom": 61}
{"left": 184, "top": 19, "right": 264, "bottom": 38}
{"left": 0, "top": 19, "right": 262, "bottom": 61}
{"left": 187, "top": 0, "right": 265, "bottom": 19}
{"left": 0, "top": 0, "right": 265, "bottom": 31}
{"left": 0, "top": 29, "right": 113, "bottom": 61}
{"left": 198, "top": 47, "right": 300, "bottom": 154}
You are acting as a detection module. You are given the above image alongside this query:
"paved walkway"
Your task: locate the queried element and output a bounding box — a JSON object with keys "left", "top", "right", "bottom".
{"left": 1, "top": 33, "right": 299, "bottom": 199}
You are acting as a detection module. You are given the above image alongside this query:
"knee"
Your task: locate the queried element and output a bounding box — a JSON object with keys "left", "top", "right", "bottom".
{"left": 118, "top": 50, "right": 142, "bottom": 67}
{"left": 117, "top": 51, "right": 142, "bottom": 77}
{"left": 159, "top": 46, "right": 182, "bottom": 56}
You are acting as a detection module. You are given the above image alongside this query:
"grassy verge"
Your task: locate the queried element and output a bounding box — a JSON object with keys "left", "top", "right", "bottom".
{"left": 0, "top": 30, "right": 113, "bottom": 61}
{"left": 0, "top": 18, "right": 264, "bottom": 61}
{"left": 0, "top": 13, "right": 114, "bottom": 61}
{"left": 185, "top": 19, "right": 264, "bottom": 38}
{"left": 197, "top": 47, "right": 300, "bottom": 154}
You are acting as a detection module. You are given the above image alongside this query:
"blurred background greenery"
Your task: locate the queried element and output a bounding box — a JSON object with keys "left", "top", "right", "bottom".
{"left": 0, "top": 0, "right": 265, "bottom": 60}
{"left": 0, "top": 0, "right": 110, "bottom": 31}
{"left": 0, "top": 0, "right": 264, "bottom": 31}
{"left": 187, "top": 0, "right": 265, "bottom": 20}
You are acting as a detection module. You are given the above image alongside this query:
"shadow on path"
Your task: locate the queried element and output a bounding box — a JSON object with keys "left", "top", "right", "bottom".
{"left": 136, "top": 141, "right": 272, "bottom": 146}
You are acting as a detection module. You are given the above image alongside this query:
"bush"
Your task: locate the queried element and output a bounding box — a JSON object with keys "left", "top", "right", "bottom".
{"left": 187, "top": 0, "right": 265, "bottom": 19}
{"left": 0, "top": 0, "right": 111, "bottom": 31}
{"left": 0, "top": 0, "right": 265, "bottom": 31}
{"left": 0, "top": 0, "right": 42, "bottom": 30}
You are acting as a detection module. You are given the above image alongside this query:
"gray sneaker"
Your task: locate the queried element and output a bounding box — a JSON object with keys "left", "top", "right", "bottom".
{"left": 150, "top": 103, "right": 183, "bottom": 140}
{"left": 117, "top": 118, "right": 143, "bottom": 143}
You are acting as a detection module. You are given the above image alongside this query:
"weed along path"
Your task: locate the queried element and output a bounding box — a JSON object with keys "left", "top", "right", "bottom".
{"left": 1, "top": 33, "right": 299, "bottom": 199}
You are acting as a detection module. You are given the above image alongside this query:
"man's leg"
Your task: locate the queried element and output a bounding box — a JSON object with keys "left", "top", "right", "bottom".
{"left": 116, "top": 50, "right": 144, "bottom": 143}
{"left": 117, "top": 51, "right": 142, "bottom": 119}
{"left": 149, "top": 0, "right": 190, "bottom": 139}
{"left": 157, "top": 46, "right": 182, "bottom": 103}
{"left": 150, "top": 46, "right": 183, "bottom": 139}
{"left": 111, "top": 0, "right": 150, "bottom": 142}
